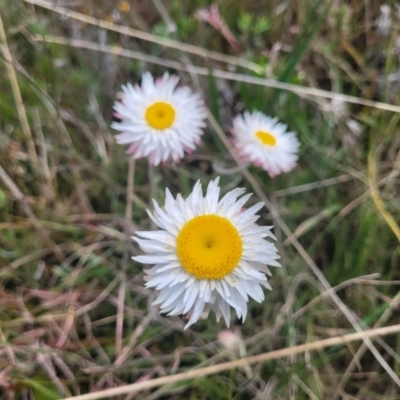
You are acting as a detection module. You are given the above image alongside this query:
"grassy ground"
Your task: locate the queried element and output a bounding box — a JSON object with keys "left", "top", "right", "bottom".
{"left": 0, "top": 0, "right": 400, "bottom": 399}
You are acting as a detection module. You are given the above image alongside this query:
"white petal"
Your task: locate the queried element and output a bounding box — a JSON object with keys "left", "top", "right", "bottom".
{"left": 184, "top": 300, "right": 206, "bottom": 329}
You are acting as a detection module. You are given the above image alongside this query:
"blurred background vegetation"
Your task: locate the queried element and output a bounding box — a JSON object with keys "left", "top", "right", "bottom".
{"left": 0, "top": 0, "right": 399, "bottom": 399}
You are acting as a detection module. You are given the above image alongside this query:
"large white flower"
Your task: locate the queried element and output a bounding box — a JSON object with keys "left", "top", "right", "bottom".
{"left": 111, "top": 72, "right": 207, "bottom": 166}
{"left": 133, "top": 177, "right": 280, "bottom": 329}
{"left": 232, "top": 111, "right": 300, "bottom": 177}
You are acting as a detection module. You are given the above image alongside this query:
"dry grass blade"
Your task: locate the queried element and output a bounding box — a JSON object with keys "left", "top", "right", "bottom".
{"left": 61, "top": 324, "right": 400, "bottom": 400}
{"left": 0, "top": 12, "right": 38, "bottom": 166}
{"left": 23, "top": 0, "right": 262, "bottom": 73}
{"left": 272, "top": 172, "right": 364, "bottom": 197}
{"left": 368, "top": 147, "right": 400, "bottom": 243}
{"left": 32, "top": 34, "right": 400, "bottom": 114}
{"left": 116, "top": 158, "right": 135, "bottom": 356}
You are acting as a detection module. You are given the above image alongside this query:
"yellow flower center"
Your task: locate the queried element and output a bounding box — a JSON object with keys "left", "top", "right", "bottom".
{"left": 118, "top": 1, "right": 130, "bottom": 12}
{"left": 145, "top": 101, "right": 176, "bottom": 130}
{"left": 176, "top": 215, "right": 243, "bottom": 280}
{"left": 255, "top": 130, "right": 277, "bottom": 146}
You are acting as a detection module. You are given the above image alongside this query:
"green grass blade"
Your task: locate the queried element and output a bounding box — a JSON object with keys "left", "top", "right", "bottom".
{"left": 278, "top": 0, "right": 333, "bottom": 83}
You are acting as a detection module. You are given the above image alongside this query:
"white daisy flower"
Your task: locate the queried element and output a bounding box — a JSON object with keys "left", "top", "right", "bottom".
{"left": 232, "top": 111, "right": 300, "bottom": 177}
{"left": 133, "top": 177, "right": 280, "bottom": 329}
{"left": 111, "top": 72, "right": 207, "bottom": 166}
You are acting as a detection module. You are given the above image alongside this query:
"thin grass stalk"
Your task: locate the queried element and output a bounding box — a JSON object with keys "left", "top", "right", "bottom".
{"left": 368, "top": 146, "right": 400, "bottom": 243}
{"left": 0, "top": 12, "right": 38, "bottom": 166}
{"left": 116, "top": 158, "right": 136, "bottom": 356}
{"left": 62, "top": 324, "right": 400, "bottom": 400}
{"left": 32, "top": 35, "right": 400, "bottom": 114}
